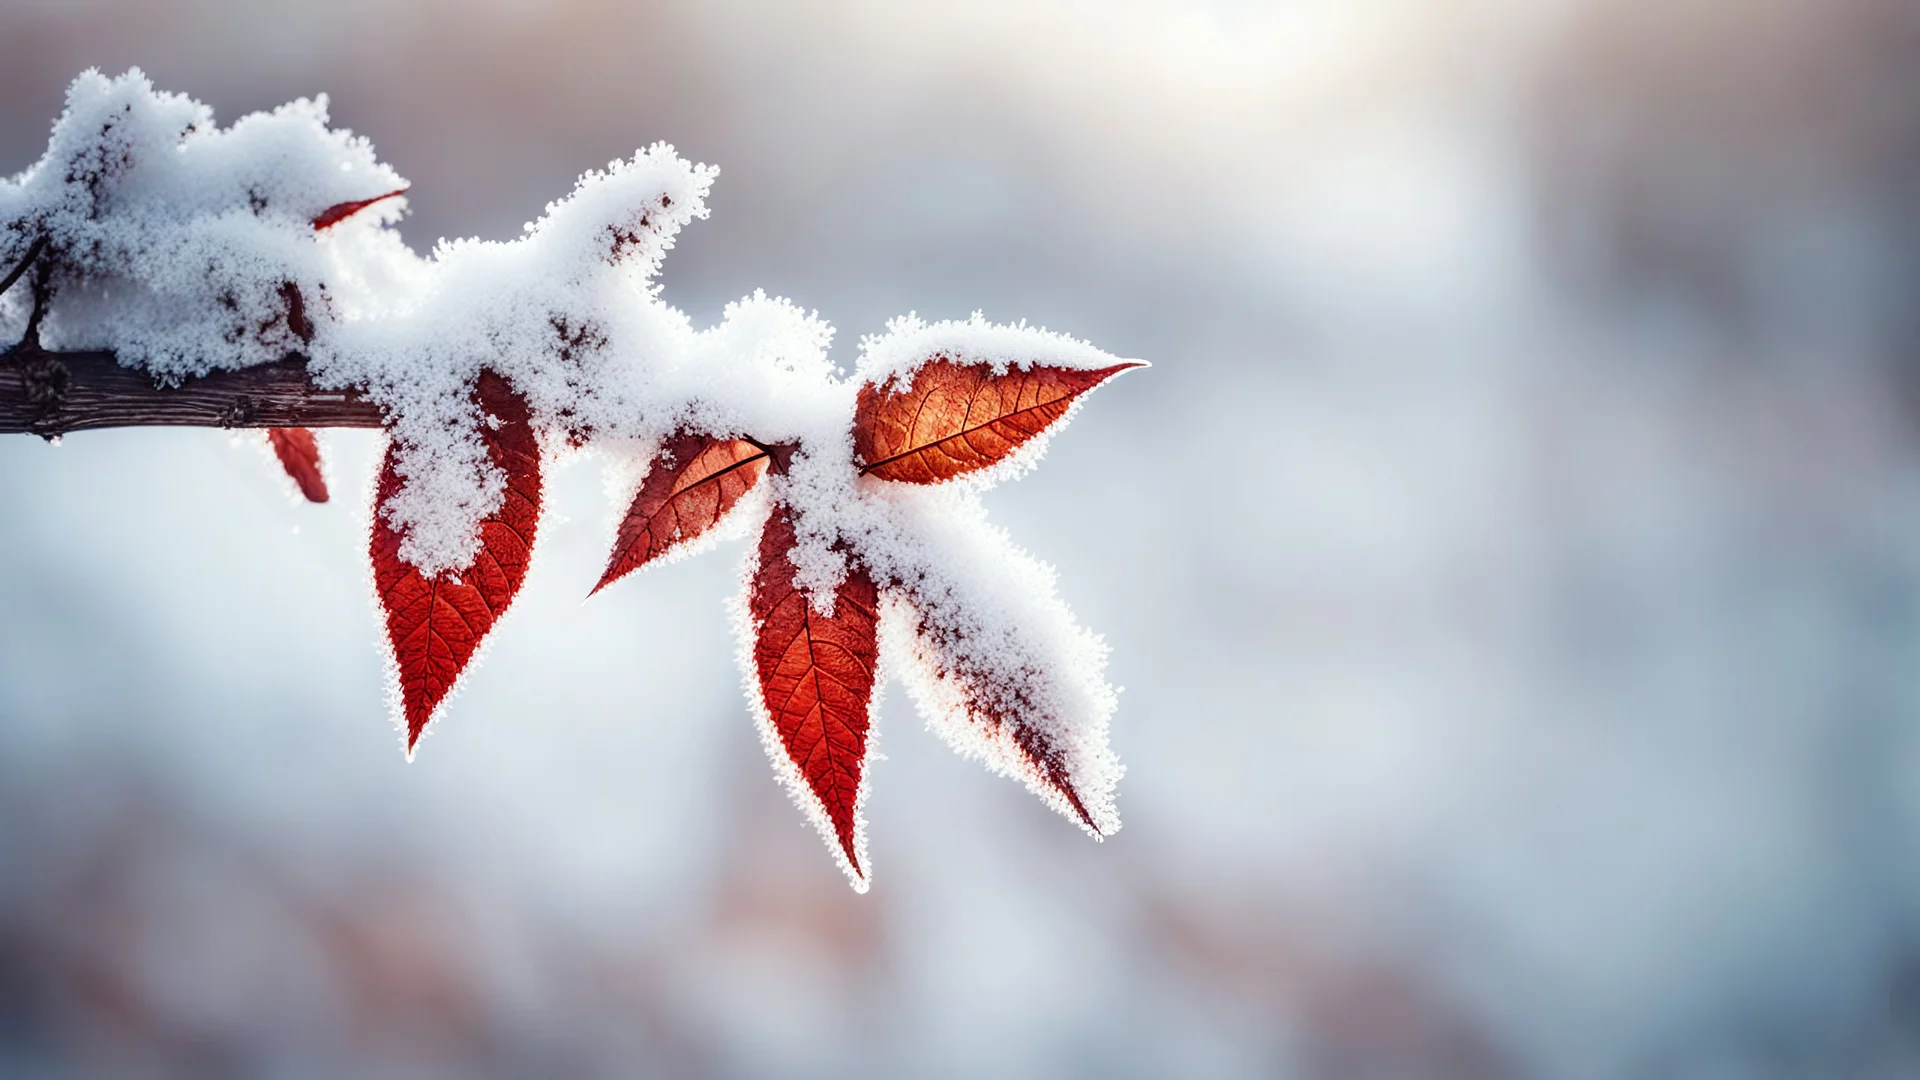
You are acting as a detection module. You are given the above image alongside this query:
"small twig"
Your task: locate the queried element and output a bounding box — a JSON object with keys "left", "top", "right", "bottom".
{"left": 742, "top": 436, "right": 798, "bottom": 475}
{"left": 0, "top": 236, "right": 46, "bottom": 301}
{"left": 20, "top": 255, "right": 52, "bottom": 349}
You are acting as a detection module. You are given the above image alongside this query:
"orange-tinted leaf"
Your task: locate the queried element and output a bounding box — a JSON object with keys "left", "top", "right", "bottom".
{"left": 593, "top": 433, "right": 769, "bottom": 595}
{"left": 371, "top": 370, "right": 542, "bottom": 754}
{"left": 854, "top": 358, "right": 1143, "bottom": 484}
{"left": 268, "top": 427, "right": 328, "bottom": 503}
{"left": 312, "top": 188, "right": 407, "bottom": 231}
{"left": 749, "top": 506, "right": 881, "bottom": 885}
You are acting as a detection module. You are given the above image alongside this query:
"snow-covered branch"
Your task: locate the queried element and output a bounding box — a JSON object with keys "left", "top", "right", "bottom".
{"left": 1, "top": 68, "right": 1144, "bottom": 891}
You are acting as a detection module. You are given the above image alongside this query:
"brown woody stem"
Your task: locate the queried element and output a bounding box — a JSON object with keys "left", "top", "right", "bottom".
{"left": 3, "top": 233, "right": 386, "bottom": 437}
{"left": 0, "top": 343, "right": 384, "bottom": 438}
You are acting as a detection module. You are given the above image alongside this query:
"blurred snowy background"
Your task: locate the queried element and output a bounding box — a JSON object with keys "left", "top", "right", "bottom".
{"left": 6, "top": 0, "right": 1920, "bottom": 1076}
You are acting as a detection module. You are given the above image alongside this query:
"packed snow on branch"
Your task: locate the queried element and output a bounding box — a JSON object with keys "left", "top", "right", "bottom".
{"left": 0, "top": 70, "right": 1145, "bottom": 889}
{"left": 0, "top": 70, "right": 406, "bottom": 375}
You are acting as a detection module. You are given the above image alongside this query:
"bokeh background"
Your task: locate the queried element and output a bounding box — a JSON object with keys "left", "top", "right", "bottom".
{"left": 5, "top": 0, "right": 1920, "bottom": 1076}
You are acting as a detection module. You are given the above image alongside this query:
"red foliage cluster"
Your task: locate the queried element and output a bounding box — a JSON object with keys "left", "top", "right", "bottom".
{"left": 254, "top": 192, "right": 1140, "bottom": 884}
{"left": 354, "top": 352, "right": 1133, "bottom": 882}
{"left": 261, "top": 191, "right": 411, "bottom": 505}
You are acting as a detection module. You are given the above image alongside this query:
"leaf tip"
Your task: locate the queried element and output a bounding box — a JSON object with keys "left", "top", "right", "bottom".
{"left": 312, "top": 186, "right": 410, "bottom": 231}
{"left": 588, "top": 554, "right": 635, "bottom": 598}
{"left": 1058, "top": 781, "right": 1111, "bottom": 840}
{"left": 267, "top": 427, "right": 329, "bottom": 503}
{"left": 837, "top": 833, "right": 870, "bottom": 892}
{"left": 1091, "top": 360, "right": 1148, "bottom": 386}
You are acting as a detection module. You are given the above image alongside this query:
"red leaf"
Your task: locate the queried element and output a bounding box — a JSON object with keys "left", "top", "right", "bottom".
{"left": 312, "top": 187, "right": 407, "bottom": 231}
{"left": 853, "top": 358, "right": 1143, "bottom": 484}
{"left": 268, "top": 427, "right": 328, "bottom": 503}
{"left": 371, "top": 371, "right": 542, "bottom": 754}
{"left": 749, "top": 505, "right": 881, "bottom": 885}
{"left": 592, "top": 433, "right": 770, "bottom": 595}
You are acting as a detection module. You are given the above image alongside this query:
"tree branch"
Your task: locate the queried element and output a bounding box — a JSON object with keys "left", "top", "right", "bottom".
{"left": 0, "top": 236, "right": 47, "bottom": 301}
{"left": 1, "top": 341, "right": 383, "bottom": 438}
{"left": 3, "top": 232, "right": 384, "bottom": 438}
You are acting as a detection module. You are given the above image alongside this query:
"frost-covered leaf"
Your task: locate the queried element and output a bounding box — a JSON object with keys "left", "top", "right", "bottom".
{"left": 853, "top": 357, "right": 1143, "bottom": 484}
{"left": 887, "top": 590, "right": 1115, "bottom": 837}
{"left": 312, "top": 188, "right": 408, "bottom": 231}
{"left": 268, "top": 427, "right": 328, "bottom": 503}
{"left": 865, "top": 487, "right": 1123, "bottom": 842}
{"left": 371, "top": 371, "right": 542, "bottom": 754}
{"left": 747, "top": 505, "right": 881, "bottom": 889}
{"left": 593, "top": 432, "right": 770, "bottom": 595}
